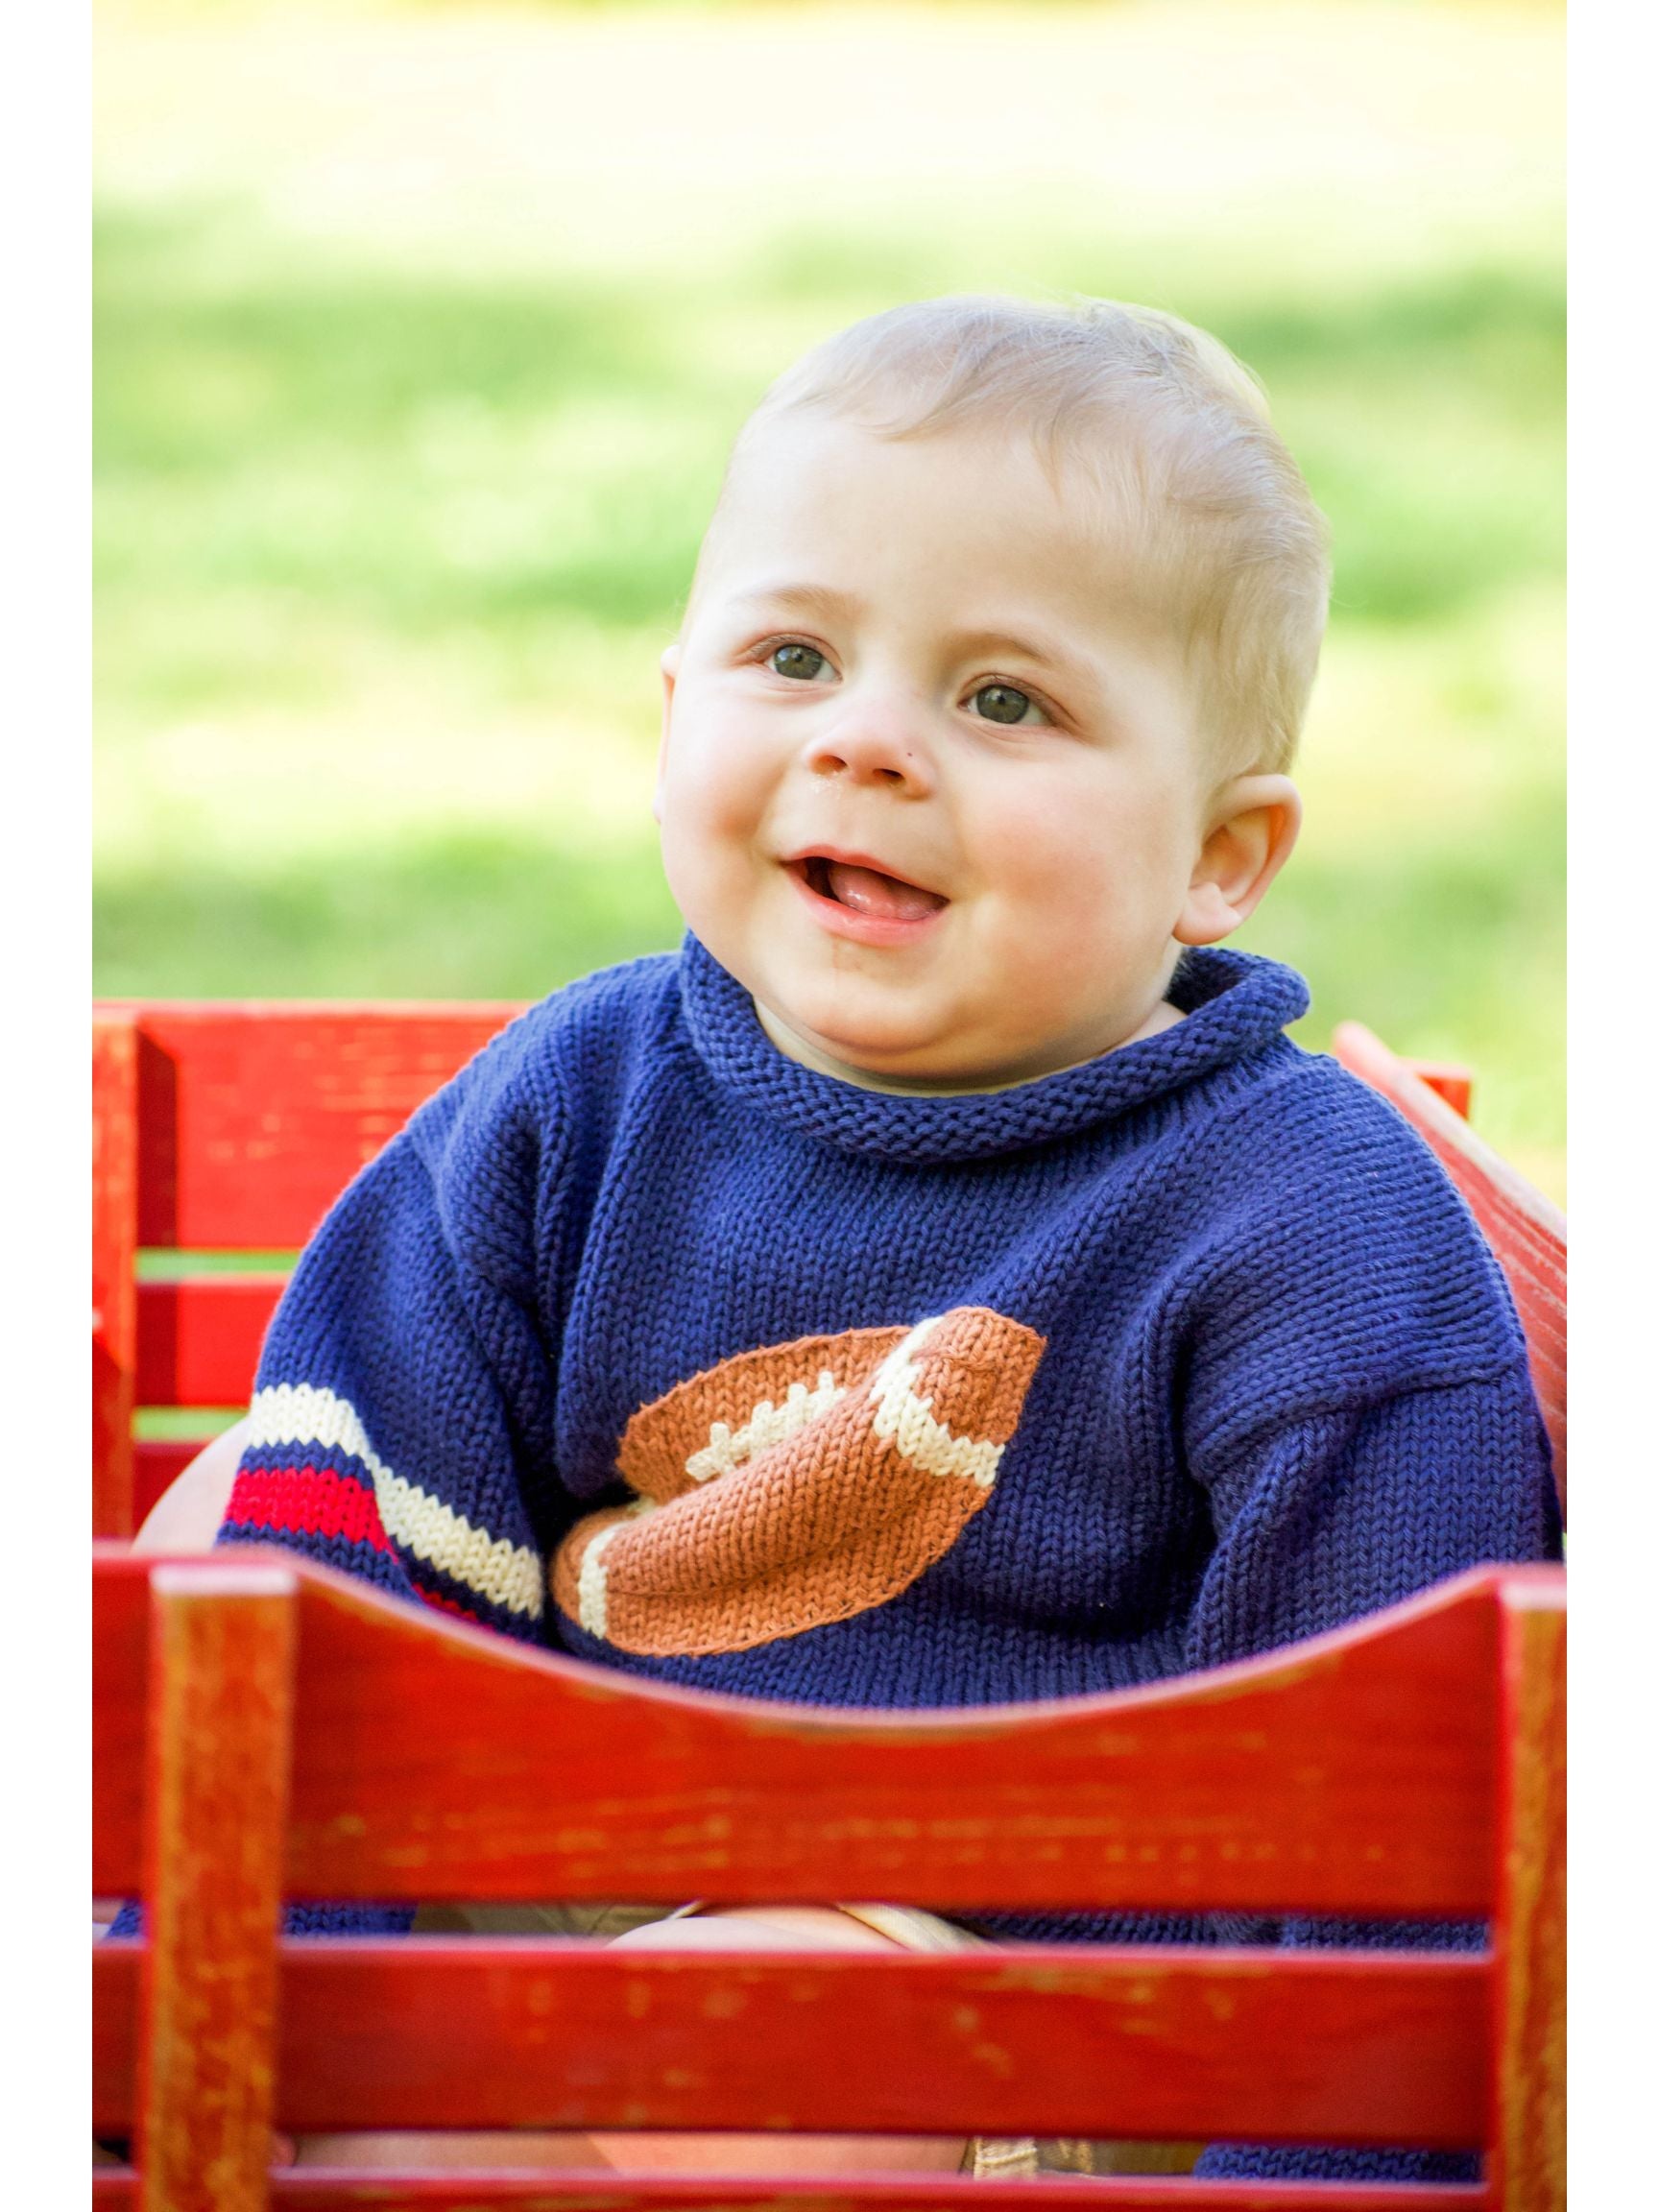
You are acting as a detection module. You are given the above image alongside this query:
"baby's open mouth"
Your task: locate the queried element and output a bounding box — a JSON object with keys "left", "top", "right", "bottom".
{"left": 796, "top": 854, "right": 949, "bottom": 924}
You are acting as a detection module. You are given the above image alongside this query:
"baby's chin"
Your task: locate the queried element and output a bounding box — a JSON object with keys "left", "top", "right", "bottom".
{"left": 753, "top": 967, "right": 1179, "bottom": 1094}
{"left": 752, "top": 986, "right": 1052, "bottom": 1095}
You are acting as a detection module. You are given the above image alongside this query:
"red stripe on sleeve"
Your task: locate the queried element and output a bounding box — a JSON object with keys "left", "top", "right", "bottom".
{"left": 225, "top": 1462, "right": 396, "bottom": 1554}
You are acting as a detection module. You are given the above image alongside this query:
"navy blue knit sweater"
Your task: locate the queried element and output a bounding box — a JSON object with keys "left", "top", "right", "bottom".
{"left": 218, "top": 937, "right": 1559, "bottom": 2178}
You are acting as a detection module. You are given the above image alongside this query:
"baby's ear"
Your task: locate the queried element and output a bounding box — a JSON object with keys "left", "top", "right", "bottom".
{"left": 1173, "top": 774, "right": 1302, "bottom": 947}
{"left": 654, "top": 644, "right": 682, "bottom": 825}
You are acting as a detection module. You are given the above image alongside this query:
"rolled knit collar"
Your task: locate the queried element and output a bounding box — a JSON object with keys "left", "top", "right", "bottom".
{"left": 676, "top": 934, "right": 1310, "bottom": 1165}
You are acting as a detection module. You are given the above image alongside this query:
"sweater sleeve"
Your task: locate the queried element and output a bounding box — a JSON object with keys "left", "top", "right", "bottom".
{"left": 1176, "top": 1063, "right": 1562, "bottom": 1662}
{"left": 1185, "top": 1361, "right": 1559, "bottom": 1671}
{"left": 218, "top": 1031, "right": 572, "bottom": 1644}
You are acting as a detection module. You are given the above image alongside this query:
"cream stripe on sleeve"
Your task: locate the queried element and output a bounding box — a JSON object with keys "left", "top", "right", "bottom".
{"left": 246, "top": 1382, "right": 544, "bottom": 1619}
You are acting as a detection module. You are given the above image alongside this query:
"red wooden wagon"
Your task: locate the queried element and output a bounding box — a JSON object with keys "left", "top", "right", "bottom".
{"left": 92, "top": 1003, "right": 1565, "bottom": 2209}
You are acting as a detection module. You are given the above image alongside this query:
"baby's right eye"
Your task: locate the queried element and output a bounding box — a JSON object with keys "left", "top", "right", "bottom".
{"left": 768, "top": 643, "right": 830, "bottom": 682}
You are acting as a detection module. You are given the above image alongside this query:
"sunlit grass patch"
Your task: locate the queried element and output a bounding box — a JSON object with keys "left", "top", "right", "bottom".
{"left": 93, "top": 826, "right": 684, "bottom": 1002}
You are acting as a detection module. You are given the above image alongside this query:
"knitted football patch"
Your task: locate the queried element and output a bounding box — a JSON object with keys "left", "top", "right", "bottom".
{"left": 550, "top": 1307, "right": 1046, "bottom": 1655}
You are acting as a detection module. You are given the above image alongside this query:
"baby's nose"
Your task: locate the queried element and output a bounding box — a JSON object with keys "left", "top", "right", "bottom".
{"left": 805, "top": 709, "right": 935, "bottom": 793}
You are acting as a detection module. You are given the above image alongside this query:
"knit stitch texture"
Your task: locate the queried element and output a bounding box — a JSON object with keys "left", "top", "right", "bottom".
{"left": 208, "top": 937, "right": 1560, "bottom": 2178}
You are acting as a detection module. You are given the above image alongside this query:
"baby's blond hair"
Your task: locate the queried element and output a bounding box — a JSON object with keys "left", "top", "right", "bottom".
{"left": 722, "top": 295, "right": 1330, "bottom": 776}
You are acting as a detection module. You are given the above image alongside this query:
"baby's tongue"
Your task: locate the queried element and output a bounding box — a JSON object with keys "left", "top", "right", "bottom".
{"left": 826, "top": 861, "right": 945, "bottom": 921}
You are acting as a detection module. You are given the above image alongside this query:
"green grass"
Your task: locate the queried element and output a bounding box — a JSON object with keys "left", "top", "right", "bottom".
{"left": 94, "top": 0, "right": 1564, "bottom": 1190}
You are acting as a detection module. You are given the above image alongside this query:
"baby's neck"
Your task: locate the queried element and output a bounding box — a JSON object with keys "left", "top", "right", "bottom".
{"left": 754, "top": 995, "right": 1186, "bottom": 1098}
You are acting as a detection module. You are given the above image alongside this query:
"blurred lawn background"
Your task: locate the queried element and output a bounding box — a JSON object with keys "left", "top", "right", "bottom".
{"left": 95, "top": 0, "right": 1564, "bottom": 1196}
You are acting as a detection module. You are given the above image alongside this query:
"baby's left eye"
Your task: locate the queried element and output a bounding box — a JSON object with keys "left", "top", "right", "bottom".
{"left": 768, "top": 642, "right": 830, "bottom": 683}
{"left": 967, "top": 683, "right": 1046, "bottom": 727}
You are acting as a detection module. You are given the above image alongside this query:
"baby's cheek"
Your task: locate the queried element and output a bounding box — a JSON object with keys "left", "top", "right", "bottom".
{"left": 983, "top": 803, "right": 1118, "bottom": 929}
{"left": 984, "top": 813, "right": 1172, "bottom": 1015}
{"left": 662, "top": 759, "right": 756, "bottom": 878}
{"left": 658, "top": 819, "right": 733, "bottom": 954}
{"left": 698, "top": 752, "right": 785, "bottom": 862}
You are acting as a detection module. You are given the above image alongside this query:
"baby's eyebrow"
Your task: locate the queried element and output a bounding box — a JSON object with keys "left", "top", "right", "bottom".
{"left": 731, "top": 581, "right": 863, "bottom": 625}
{"left": 953, "top": 627, "right": 1100, "bottom": 694}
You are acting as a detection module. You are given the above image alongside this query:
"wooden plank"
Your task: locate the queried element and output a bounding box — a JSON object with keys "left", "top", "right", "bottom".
{"left": 95, "top": 1002, "right": 522, "bottom": 1249}
{"left": 284, "top": 1944, "right": 1490, "bottom": 2147}
{"left": 281, "top": 1565, "right": 1502, "bottom": 1917}
{"left": 93, "top": 1938, "right": 1487, "bottom": 2145}
{"left": 136, "top": 1275, "right": 284, "bottom": 1406}
{"left": 1333, "top": 1022, "right": 1566, "bottom": 1507}
{"left": 137, "top": 1562, "right": 299, "bottom": 2212}
{"left": 94, "top": 1551, "right": 1505, "bottom": 1917}
{"left": 1486, "top": 1575, "right": 1565, "bottom": 2212}
{"left": 265, "top": 2180, "right": 1491, "bottom": 2211}
{"left": 94, "top": 1013, "right": 140, "bottom": 1538}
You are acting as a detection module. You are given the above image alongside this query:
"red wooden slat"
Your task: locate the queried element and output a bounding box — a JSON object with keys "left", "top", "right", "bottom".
{"left": 287, "top": 1943, "right": 1492, "bottom": 2146}
{"left": 94, "top": 1013, "right": 140, "bottom": 1538}
{"left": 136, "top": 1275, "right": 284, "bottom": 1406}
{"left": 1333, "top": 1022, "right": 1566, "bottom": 1507}
{"left": 262, "top": 2181, "right": 1489, "bottom": 2211}
{"left": 95, "top": 1937, "right": 1487, "bottom": 2146}
{"left": 1487, "top": 1579, "right": 1566, "bottom": 2212}
{"left": 137, "top": 1564, "right": 298, "bottom": 2211}
{"left": 96, "top": 1002, "right": 524, "bottom": 1249}
{"left": 94, "top": 1551, "right": 1508, "bottom": 1917}
{"left": 134, "top": 1438, "right": 214, "bottom": 1526}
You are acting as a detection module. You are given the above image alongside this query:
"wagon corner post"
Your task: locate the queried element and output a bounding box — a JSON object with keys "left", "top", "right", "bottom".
{"left": 1488, "top": 1568, "right": 1566, "bottom": 2212}
{"left": 93, "top": 1009, "right": 140, "bottom": 1539}
{"left": 135, "top": 1559, "right": 299, "bottom": 2212}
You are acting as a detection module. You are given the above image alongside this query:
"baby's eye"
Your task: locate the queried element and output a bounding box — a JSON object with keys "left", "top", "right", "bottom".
{"left": 768, "top": 643, "right": 830, "bottom": 683}
{"left": 967, "top": 682, "right": 1046, "bottom": 727}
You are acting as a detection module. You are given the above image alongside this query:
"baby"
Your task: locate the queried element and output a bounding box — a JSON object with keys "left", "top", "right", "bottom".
{"left": 176, "top": 297, "right": 1561, "bottom": 2179}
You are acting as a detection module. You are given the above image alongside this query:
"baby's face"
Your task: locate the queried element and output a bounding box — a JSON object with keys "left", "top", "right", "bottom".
{"left": 658, "top": 414, "right": 1224, "bottom": 1090}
